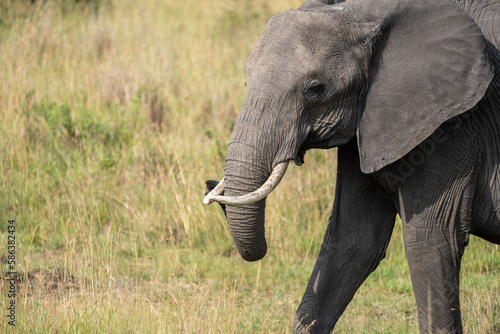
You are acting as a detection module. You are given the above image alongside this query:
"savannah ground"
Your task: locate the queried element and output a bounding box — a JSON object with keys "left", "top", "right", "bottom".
{"left": 0, "top": 0, "right": 499, "bottom": 332}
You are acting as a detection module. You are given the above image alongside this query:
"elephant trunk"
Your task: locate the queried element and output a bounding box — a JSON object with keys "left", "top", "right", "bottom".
{"left": 223, "top": 130, "right": 274, "bottom": 261}
{"left": 219, "top": 94, "right": 296, "bottom": 261}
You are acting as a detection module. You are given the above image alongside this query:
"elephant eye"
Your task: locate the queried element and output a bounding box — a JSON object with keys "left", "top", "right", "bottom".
{"left": 304, "top": 83, "right": 326, "bottom": 100}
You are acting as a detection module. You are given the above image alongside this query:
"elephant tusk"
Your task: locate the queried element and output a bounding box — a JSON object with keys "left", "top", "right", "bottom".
{"left": 203, "top": 177, "right": 225, "bottom": 205}
{"left": 203, "top": 161, "right": 289, "bottom": 206}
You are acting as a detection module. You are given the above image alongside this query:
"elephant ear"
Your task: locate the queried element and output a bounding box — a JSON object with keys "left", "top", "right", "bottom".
{"left": 354, "top": 0, "right": 493, "bottom": 174}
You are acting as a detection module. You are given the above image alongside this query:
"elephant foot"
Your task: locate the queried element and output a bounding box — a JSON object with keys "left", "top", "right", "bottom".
{"left": 293, "top": 315, "right": 315, "bottom": 334}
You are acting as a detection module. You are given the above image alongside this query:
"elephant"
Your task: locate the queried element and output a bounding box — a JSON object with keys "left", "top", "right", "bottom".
{"left": 203, "top": 0, "right": 500, "bottom": 332}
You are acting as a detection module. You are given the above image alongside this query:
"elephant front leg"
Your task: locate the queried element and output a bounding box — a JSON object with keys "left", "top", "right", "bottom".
{"left": 294, "top": 143, "right": 397, "bottom": 333}
{"left": 396, "top": 161, "right": 475, "bottom": 334}
{"left": 403, "top": 224, "right": 465, "bottom": 334}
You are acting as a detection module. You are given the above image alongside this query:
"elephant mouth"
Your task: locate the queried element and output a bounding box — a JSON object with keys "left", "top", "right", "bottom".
{"left": 295, "top": 149, "right": 306, "bottom": 166}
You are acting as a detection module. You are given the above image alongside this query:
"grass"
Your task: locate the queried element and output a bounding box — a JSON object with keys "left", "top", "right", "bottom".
{"left": 0, "top": 0, "right": 499, "bottom": 332}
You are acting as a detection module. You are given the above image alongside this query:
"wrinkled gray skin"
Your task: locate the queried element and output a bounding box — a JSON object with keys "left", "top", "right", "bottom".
{"left": 215, "top": 0, "right": 500, "bottom": 332}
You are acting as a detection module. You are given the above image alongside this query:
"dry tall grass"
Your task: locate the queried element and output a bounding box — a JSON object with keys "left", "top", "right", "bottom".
{"left": 0, "top": 0, "right": 498, "bottom": 332}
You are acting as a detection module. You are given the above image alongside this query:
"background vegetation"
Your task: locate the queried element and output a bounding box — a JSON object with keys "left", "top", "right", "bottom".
{"left": 0, "top": 0, "right": 498, "bottom": 332}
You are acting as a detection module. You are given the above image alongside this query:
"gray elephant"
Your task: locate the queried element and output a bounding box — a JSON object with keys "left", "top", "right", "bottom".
{"left": 204, "top": 0, "right": 500, "bottom": 332}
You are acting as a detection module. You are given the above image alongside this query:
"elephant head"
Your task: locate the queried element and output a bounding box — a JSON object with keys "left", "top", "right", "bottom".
{"left": 205, "top": 0, "right": 493, "bottom": 262}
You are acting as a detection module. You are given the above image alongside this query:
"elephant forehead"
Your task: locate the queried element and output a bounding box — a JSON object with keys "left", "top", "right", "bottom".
{"left": 245, "top": 11, "right": 344, "bottom": 86}
{"left": 260, "top": 43, "right": 319, "bottom": 73}
{"left": 246, "top": 52, "right": 314, "bottom": 91}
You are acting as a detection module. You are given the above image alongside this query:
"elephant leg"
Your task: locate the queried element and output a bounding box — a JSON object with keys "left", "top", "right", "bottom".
{"left": 294, "top": 142, "right": 397, "bottom": 334}
{"left": 402, "top": 224, "right": 465, "bottom": 334}
{"left": 395, "top": 156, "right": 476, "bottom": 334}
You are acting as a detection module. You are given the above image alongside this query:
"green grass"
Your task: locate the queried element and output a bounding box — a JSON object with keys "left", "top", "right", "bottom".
{"left": 1, "top": 0, "right": 499, "bottom": 332}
